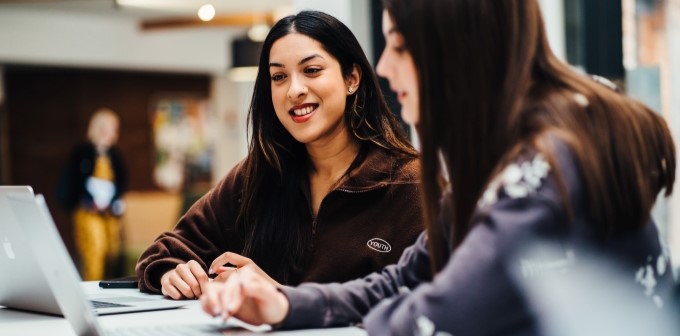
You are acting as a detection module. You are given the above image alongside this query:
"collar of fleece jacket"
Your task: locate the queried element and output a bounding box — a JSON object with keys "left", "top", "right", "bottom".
{"left": 326, "top": 143, "right": 420, "bottom": 192}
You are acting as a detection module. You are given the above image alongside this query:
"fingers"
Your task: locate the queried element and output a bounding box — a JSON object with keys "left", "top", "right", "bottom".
{"left": 209, "top": 252, "right": 252, "bottom": 275}
{"left": 175, "top": 260, "right": 205, "bottom": 298}
{"left": 237, "top": 269, "right": 280, "bottom": 303}
{"left": 160, "top": 272, "right": 182, "bottom": 299}
{"left": 213, "top": 267, "right": 238, "bottom": 283}
{"left": 160, "top": 260, "right": 208, "bottom": 299}
{"left": 200, "top": 267, "right": 289, "bottom": 325}
{"left": 220, "top": 274, "right": 245, "bottom": 319}
{"left": 231, "top": 268, "right": 290, "bottom": 325}
{"left": 200, "top": 272, "right": 243, "bottom": 318}
{"left": 210, "top": 252, "right": 281, "bottom": 287}
{"left": 200, "top": 282, "right": 225, "bottom": 316}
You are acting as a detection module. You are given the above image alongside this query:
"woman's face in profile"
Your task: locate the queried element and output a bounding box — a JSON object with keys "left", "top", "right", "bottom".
{"left": 268, "top": 32, "right": 359, "bottom": 145}
{"left": 376, "top": 10, "right": 419, "bottom": 126}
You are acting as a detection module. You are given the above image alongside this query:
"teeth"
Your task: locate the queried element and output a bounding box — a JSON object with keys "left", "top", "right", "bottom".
{"left": 293, "top": 106, "right": 314, "bottom": 116}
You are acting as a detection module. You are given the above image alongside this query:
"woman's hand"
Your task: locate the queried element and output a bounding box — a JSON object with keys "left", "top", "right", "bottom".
{"left": 200, "top": 267, "right": 290, "bottom": 326}
{"left": 209, "top": 252, "right": 280, "bottom": 286}
{"left": 160, "top": 260, "right": 210, "bottom": 300}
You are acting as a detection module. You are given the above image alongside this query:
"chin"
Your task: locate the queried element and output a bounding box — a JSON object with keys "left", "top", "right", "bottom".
{"left": 401, "top": 111, "right": 417, "bottom": 125}
{"left": 288, "top": 133, "right": 314, "bottom": 145}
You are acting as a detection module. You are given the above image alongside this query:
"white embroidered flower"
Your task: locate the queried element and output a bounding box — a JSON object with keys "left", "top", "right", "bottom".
{"left": 414, "top": 316, "right": 454, "bottom": 336}
{"left": 398, "top": 286, "right": 411, "bottom": 295}
{"left": 657, "top": 254, "right": 667, "bottom": 275}
{"left": 480, "top": 180, "right": 501, "bottom": 207}
{"left": 505, "top": 183, "right": 530, "bottom": 198}
{"left": 415, "top": 316, "right": 435, "bottom": 336}
{"left": 502, "top": 164, "right": 523, "bottom": 185}
{"left": 642, "top": 265, "right": 657, "bottom": 296}
{"left": 478, "top": 154, "right": 551, "bottom": 208}
{"left": 635, "top": 254, "right": 664, "bottom": 308}
{"left": 653, "top": 295, "right": 664, "bottom": 308}
{"left": 527, "top": 155, "right": 550, "bottom": 185}
{"left": 520, "top": 249, "right": 576, "bottom": 278}
{"left": 573, "top": 93, "right": 590, "bottom": 107}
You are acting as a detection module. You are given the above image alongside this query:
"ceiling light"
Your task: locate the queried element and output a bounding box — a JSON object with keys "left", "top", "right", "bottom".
{"left": 197, "top": 4, "right": 216, "bottom": 22}
{"left": 247, "top": 23, "right": 270, "bottom": 42}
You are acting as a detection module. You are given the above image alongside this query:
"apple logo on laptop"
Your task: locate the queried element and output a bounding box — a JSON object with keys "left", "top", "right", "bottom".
{"left": 3, "top": 237, "right": 16, "bottom": 260}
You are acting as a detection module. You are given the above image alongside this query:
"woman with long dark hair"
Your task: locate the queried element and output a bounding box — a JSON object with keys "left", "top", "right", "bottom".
{"left": 199, "top": 1, "right": 677, "bottom": 334}
{"left": 136, "top": 10, "right": 422, "bottom": 299}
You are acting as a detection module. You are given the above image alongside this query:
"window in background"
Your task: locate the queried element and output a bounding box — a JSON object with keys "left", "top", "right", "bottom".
{"left": 621, "top": 0, "right": 679, "bottom": 276}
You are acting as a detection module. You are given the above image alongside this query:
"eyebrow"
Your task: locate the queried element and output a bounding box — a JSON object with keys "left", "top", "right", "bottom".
{"left": 385, "top": 27, "right": 400, "bottom": 38}
{"left": 269, "top": 54, "right": 325, "bottom": 68}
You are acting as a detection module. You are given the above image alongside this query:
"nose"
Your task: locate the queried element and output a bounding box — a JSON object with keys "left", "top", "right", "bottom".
{"left": 287, "top": 75, "right": 307, "bottom": 100}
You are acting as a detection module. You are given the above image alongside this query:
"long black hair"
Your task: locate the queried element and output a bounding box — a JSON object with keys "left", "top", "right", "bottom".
{"left": 237, "top": 10, "right": 416, "bottom": 283}
{"left": 383, "top": 0, "right": 675, "bottom": 273}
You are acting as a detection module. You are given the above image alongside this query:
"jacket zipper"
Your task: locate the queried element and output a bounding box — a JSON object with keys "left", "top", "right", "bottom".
{"left": 335, "top": 183, "right": 387, "bottom": 194}
{"left": 311, "top": 217, "right": 318, "bottom": 251}
{"left": 309, "top": 183, "right": 388, "bottom": 251}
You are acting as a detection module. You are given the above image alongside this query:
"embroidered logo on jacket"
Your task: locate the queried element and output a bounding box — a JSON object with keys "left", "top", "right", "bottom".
{"left": 367, "top": 238, "right": 392, "bottom": 253}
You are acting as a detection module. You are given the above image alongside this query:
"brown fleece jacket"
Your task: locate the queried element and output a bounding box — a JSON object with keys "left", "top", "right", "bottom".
{"left": 136, "top": 144, "right": 423, "bottom": 293}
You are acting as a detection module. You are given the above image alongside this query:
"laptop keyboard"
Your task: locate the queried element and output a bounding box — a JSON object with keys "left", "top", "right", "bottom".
{"left": 90, "top": 300, "right": 131, "bottom": 309}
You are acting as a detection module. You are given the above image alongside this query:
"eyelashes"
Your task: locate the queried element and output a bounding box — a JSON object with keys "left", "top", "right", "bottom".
{"left": 394, "top": 45, "right": 407, "bottom": 53}
{"left": 270, "top": 67, "right": 323, "bottom": 82}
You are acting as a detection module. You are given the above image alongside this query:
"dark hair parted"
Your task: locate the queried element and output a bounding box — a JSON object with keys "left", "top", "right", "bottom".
{"left": 237, "top": 10, "right": 417, "bottom": 283}
{"left": 383, "top": 0, "right": 675, "bottom": 273}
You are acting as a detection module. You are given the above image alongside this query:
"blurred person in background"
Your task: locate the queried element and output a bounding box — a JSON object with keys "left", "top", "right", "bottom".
{"left": 57, "top": 108, "right": 128, "bottom": 281}
{"left": 135, "top": 10, "right": 423, "bottom": 299}
{"left": 198, "top": 0, "right": 678, "bottom": 334}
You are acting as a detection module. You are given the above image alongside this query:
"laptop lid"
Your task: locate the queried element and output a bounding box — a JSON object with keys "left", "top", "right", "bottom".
{"left": 6, "top": 194, "right": 270, "bottom": 336}
{"left": 4, "top": 193, "right": 185, "bottom": 317}
{"left": 0, "top": 186, "right": 62, "bottom": 314}
{"left": 4, "top": 193, "right": 104, "bottom": 335}
{"left": 0, "top": 186, "right": 65, "bottom": 315}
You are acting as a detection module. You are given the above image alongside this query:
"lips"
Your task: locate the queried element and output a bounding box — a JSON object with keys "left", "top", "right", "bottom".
{"left": 389, "top": 86, "right": 406, "bottom": 102}
{"left": 289, "top": 103, "right": 318, "bottom": 123}
{"left": 396, "top": 91, "right": 407, "bottom": 103}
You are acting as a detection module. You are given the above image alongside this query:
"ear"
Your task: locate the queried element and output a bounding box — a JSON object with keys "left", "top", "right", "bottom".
{"left": 345, "top": 64, "right": 362, "bottom": 95}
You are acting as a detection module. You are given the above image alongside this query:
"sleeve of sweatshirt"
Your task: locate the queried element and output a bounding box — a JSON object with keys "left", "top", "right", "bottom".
{"left": 278, "top": 232, "right": 432, "bottom": 329}
{"left": 135, "top": 161, "right": 245, "bottom": 293}
{"left": 361, "top": 192, "right": 563, "bottom": 336}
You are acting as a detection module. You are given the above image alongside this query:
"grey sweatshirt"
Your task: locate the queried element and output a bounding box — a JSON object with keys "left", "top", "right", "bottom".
{"left": 280, "top": 142, "right": 676, "bottom": 335}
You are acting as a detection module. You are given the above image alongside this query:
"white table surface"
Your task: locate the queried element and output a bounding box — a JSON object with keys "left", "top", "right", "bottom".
{"left": 0, "top": 282, "right": 367, "bottom": 335}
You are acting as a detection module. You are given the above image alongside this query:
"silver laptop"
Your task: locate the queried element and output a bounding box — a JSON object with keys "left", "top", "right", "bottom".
{"left": 0, "top": 189, "right": 185, "bottom": 316}
{"left": 4, "top": 192, "right": 271, "bottom": 335}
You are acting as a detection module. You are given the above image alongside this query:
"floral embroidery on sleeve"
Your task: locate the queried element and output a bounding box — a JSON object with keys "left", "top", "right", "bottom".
{"left": 415, "top": 315, "right": 454, "bottom": 336}
{"left": 635, "top": 252, "right": 669, "bottom": 308}
{"left": 478, "top": 154, "right": 551, "bottom": 208}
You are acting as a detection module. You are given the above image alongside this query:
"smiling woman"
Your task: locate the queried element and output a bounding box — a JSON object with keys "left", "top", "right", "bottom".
{"left": 136, "top": 10, "right": 424, "bottom": 300}
{"left": 268, "top": 32, "right": 359, "bottom": 147}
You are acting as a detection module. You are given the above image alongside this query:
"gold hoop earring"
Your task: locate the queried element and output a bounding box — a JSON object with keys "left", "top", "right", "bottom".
{"left": 350, "top": 90, "right": 366, "bottom": 128}
{"left": 349, "top": 90, "right": 375, "bottom": 141}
